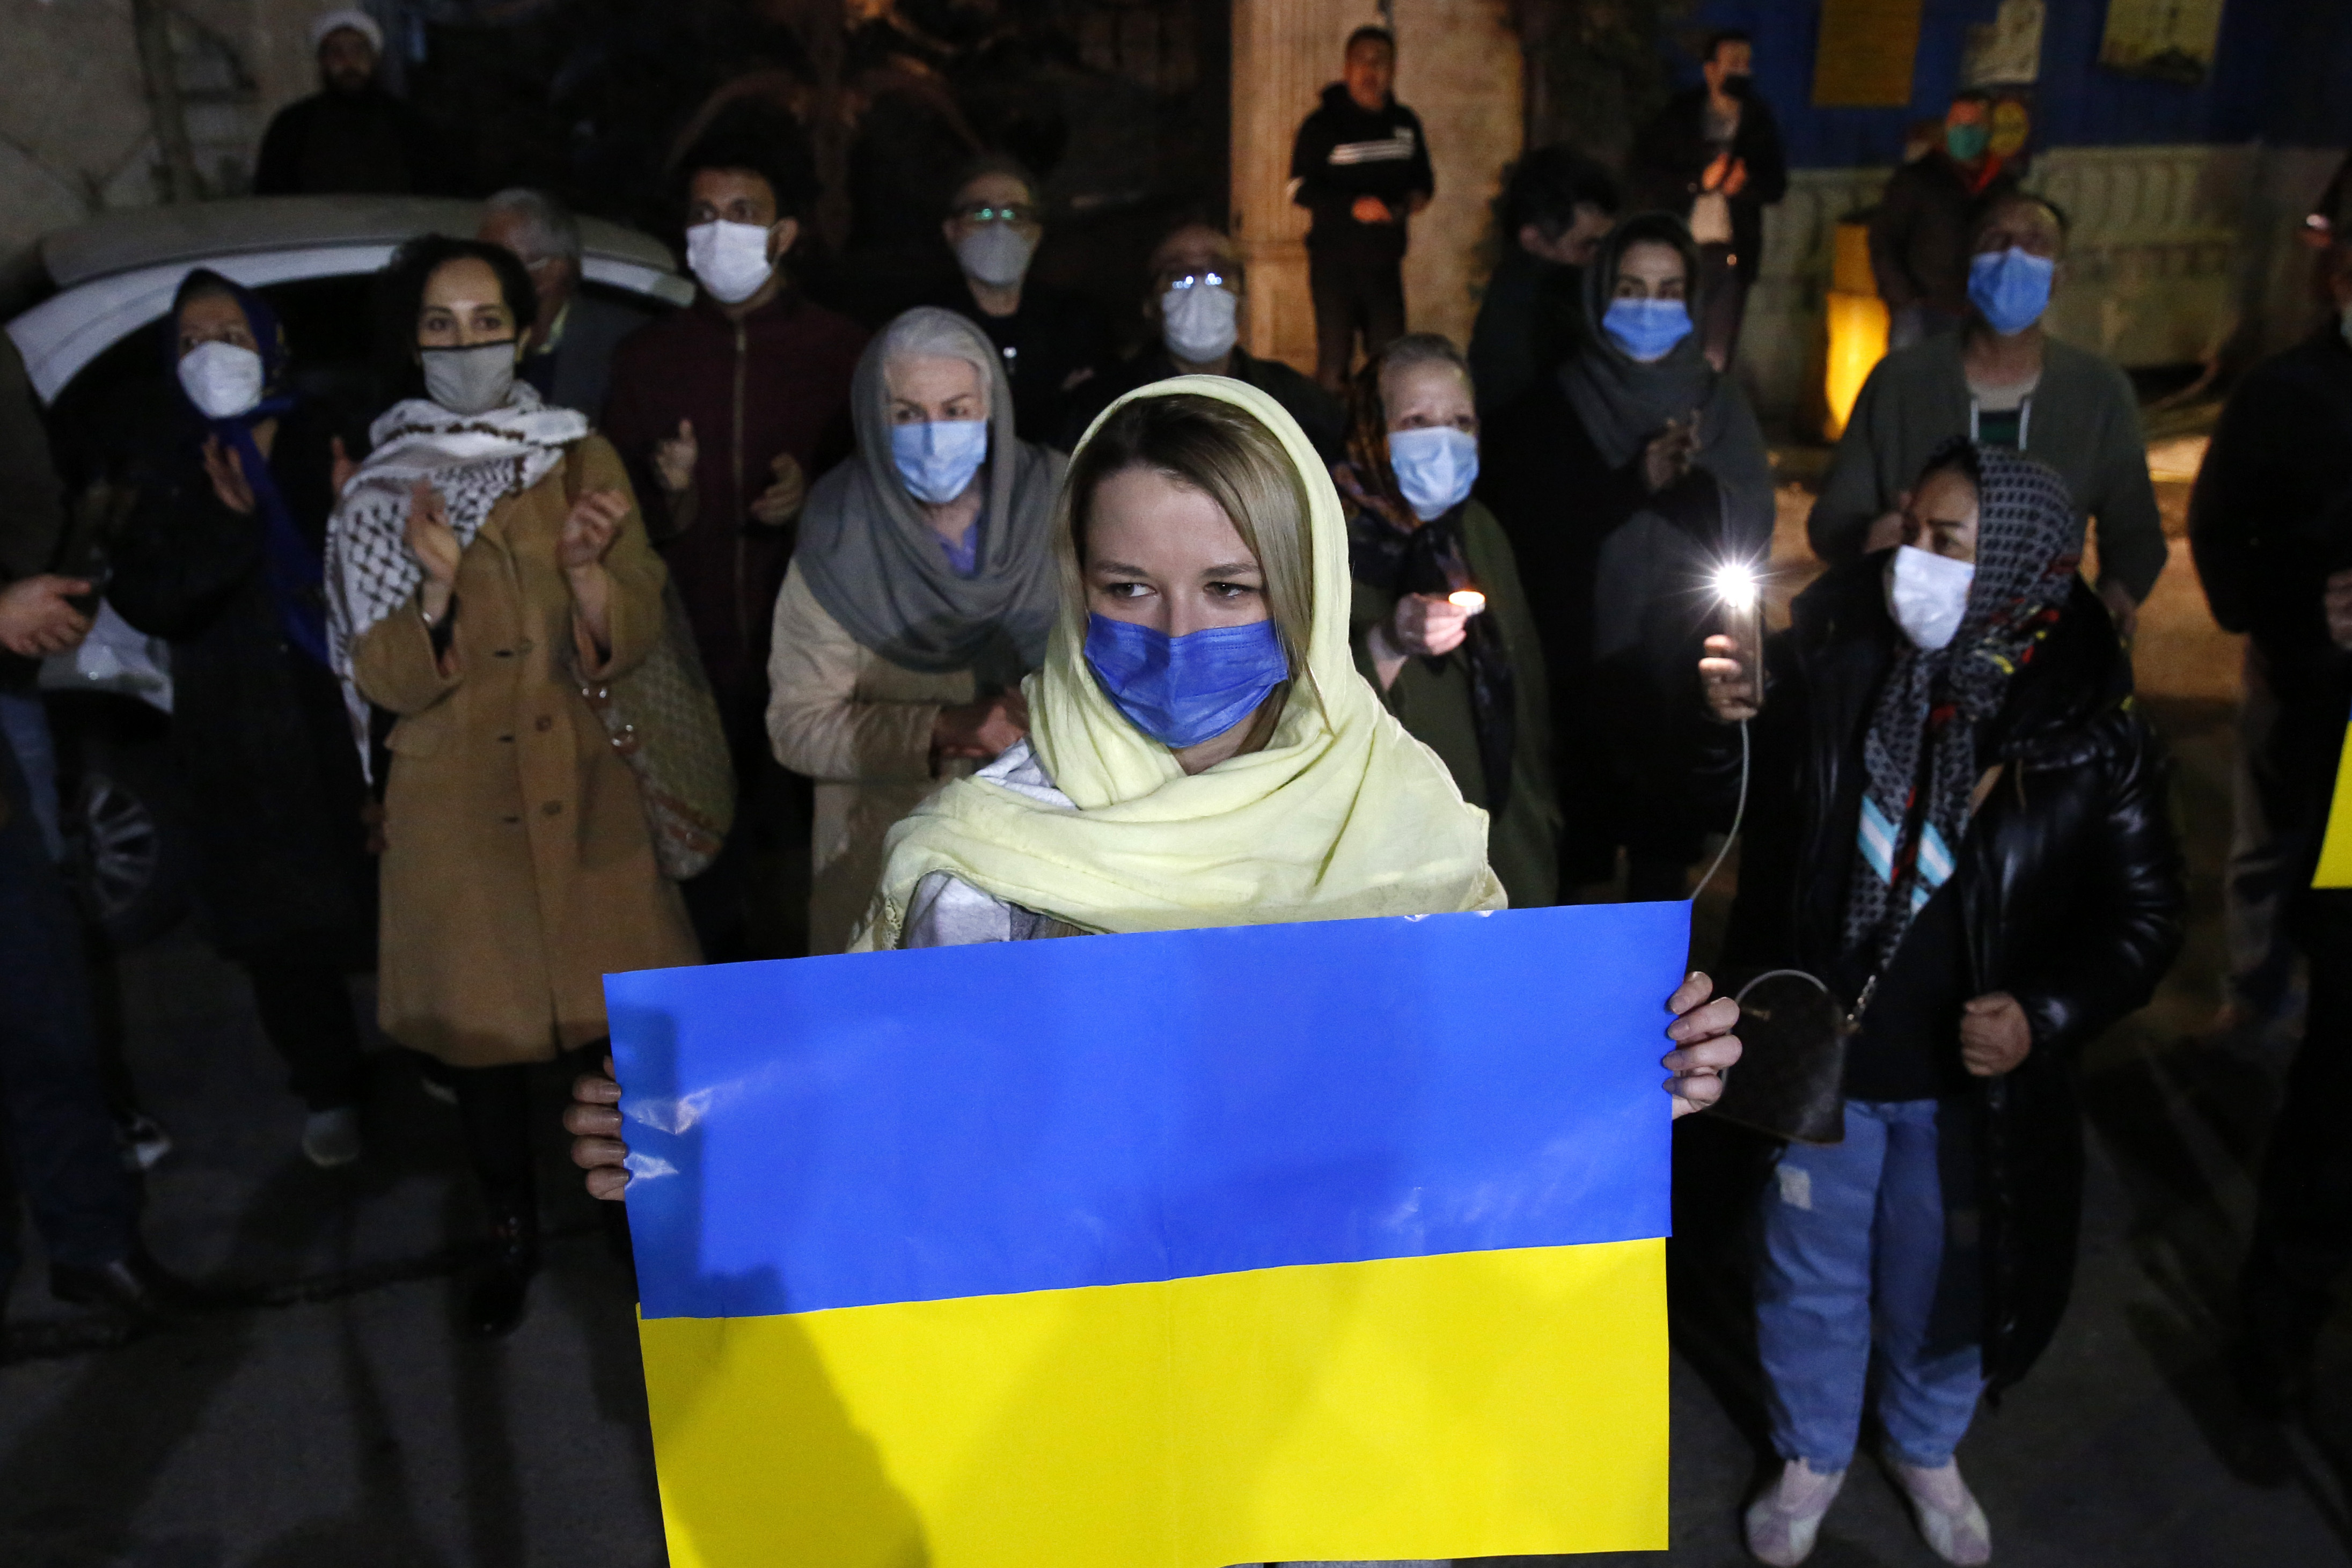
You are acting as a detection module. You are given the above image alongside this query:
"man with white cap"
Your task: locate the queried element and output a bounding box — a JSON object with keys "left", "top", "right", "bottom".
{"left": 253, "top": 8, "right": 459, "bottom": 196}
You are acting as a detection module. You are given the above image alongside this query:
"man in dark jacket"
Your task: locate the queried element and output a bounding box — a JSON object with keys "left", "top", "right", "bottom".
{"left": 479, "top": 188, "right": 651, "bottom": 420}
{"left": 252, "top": 9, "right": 460, "bottom": 197}
{"left": 1701, "top": 444, "right": 2183, "bottom": 1564}
{"left": 1061, "top": 222, "right": 1345, "bottom": 461}
{"left": 2191, "top": 235, "right": 2352, "bottom": 1417}
{"left": 1629, "top": 29, "right": 1786, "bottom": 371}
{"left": 600, "top": 109, "right": 867, "bottom": 959}
{"left": 1466, "top": 145, "right": 1620, "bottom": 415}
{"left": 930, "top": 156, "right": 1111, "bottom": 450}
{"left": 1870, "top": 91, "right": 2019, "bottom": 349}
{"left": 1289, "top": 26, "right": 1434, "bottom": 391}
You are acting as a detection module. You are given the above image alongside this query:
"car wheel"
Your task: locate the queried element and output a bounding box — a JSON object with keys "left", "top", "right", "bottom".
{"left": 66, "top": 741, "right": 192, "bottom": 950}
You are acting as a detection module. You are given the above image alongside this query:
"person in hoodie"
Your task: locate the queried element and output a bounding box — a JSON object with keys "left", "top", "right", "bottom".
{"left": 600, "top": 105, "right": 867, "bottom": 958}
{"left": 1289, "top": 26, "right": 1435, "bottom": 392}
{"left": 1060, "top": 221, "right": 1345, "bottom": 461}
{"left": 931, "top": 156, "right": 1112, "bottom": 450}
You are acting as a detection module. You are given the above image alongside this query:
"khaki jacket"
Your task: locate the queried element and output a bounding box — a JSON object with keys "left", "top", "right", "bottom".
{"left": 766, "top": 560, "right": 980, "bottom": 955}
{"left": 352, "top": 435, "right": 700, "bottom": 1066}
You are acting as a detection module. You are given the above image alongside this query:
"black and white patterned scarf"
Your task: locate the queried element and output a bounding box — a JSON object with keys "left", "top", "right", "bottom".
{"left": 1844, "top": 443, "right": 2080, "bottom": 972}
{"left": 323, "top": 386, "right": 588, "bottom": 771}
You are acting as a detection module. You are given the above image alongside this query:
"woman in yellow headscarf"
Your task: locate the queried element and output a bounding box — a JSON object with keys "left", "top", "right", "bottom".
{"left": 570, "top": 378, "right": 1739, "bottom": 1176}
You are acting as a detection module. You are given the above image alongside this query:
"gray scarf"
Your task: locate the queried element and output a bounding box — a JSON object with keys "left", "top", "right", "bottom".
{"left": 796, "top": 307, "right": 1066, "bottom": 683}
{"left": 1558, "top": 214, "right": 1731, "bottom": 470}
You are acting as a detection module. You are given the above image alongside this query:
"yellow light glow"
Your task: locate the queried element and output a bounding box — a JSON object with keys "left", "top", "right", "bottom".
{"left": 1823, "top": 291, "right": 1890, "bottom": 441}
{"left": 1447, "top": 590, "right": 1487, "bottom": 612}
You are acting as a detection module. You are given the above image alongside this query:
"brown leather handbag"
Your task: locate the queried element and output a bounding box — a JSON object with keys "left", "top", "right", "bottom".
{"left": 560, "top": 445, "right": 736, "bottom": 880}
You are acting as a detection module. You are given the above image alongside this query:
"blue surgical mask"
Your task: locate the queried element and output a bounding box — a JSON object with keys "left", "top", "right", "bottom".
{"left": 1967, "top": 246, "right": 2054, "bottom": 336}
{"left": 890, "top": 419, "right": 989, "bottom": 504}
{"left": 1945, "top": 122, "right": 1990, "bottom": 163}
{"left": 1082, "top": 614, "right": 1289, "bottom": 750}
{"left": 1602, "top": 296, "right": 1692, "bottom": 362}
{"left": 1386, "top": 426, "right": 1479, "bottom": 521}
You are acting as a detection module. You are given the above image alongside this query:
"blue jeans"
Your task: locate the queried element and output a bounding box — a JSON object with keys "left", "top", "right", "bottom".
{"left": 0, "top": 722, "right": 137, "bottom": 1288}
{"left": 0, "top": 690, "right": 62, "bottom": 861}
{"left": 1754, "top": 1097, "right": 1983, "bottom": 1471}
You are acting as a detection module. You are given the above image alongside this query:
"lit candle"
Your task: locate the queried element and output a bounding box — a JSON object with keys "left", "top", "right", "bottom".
{"left": 1447, "top": 590, "right": 1486, "bottom": 613}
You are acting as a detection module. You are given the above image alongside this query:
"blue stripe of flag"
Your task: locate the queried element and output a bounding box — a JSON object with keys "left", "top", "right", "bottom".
{"left": 607, "top": 902, "right": 1687, "bottom": 1320}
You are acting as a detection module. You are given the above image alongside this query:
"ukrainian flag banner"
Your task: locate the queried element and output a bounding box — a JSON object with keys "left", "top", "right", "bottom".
{"left": 608, "top": 900, "right": 1687, "bottom": 1568}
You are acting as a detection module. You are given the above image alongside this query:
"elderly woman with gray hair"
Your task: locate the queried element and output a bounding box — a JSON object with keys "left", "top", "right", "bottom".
{"left": 767, "top": 306, "right": 1065, "bottom": 953}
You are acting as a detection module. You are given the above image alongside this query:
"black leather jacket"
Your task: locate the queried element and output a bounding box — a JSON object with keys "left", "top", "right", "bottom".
{"left": 1704, "top": 558, "right": 2185, "bottom": 1389}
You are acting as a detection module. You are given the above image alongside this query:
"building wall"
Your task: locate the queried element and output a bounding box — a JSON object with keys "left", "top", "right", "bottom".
{"left": 1231, "top": 0, "right": 1523, "bottom": 376}
{"left": 1682, "top": 0, "right": 2352, "bottom": 165}
{"left": 0, "top": 0, "right": 316, "bottom": 290}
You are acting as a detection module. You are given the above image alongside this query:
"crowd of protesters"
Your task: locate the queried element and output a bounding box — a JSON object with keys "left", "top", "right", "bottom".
{"left": 3, "top": 11, "right": 2348, "bottom": 1567}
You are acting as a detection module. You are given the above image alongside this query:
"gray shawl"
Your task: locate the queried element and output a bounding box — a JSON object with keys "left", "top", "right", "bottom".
{"left": 1559, "top": 214, "right": 1776, "bottom": 663}
{"left": 1559, "top": 215, "right": 1724, "bottom": 470}
{"left": 796, "top": 307, "right": 1065, "bottom": 683}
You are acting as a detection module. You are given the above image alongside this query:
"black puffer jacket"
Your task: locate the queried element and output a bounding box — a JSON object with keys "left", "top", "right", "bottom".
{"left": 1707, "top": 558, "right": 2185, "bottom": 1389}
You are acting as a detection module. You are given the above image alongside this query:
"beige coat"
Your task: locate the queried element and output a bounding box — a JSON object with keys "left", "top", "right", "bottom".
{"left": 766, "top": 560, "right": 983, "bottom": 954}
{"left": 352, "top": 435, "right": 700, "bottom": 1066}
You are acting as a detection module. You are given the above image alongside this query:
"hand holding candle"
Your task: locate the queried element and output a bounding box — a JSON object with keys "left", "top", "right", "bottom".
{"left": 1387, "top": 589, "right": 1483, "bottom": 661}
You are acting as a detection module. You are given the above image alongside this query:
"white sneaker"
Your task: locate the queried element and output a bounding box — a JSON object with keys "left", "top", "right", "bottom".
{"left": 301, "top": 1107, "right": 362, "bottom": 1168}
{"left": 1891, "top": 1459, "right": 1991, "bottom": 1565}
{"left": 1742, "top": 1457, "right": 1846, "bottom": 1565}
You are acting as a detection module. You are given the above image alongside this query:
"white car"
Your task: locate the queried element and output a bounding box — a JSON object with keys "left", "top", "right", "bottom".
{"left": 7, "top": 194, "right": 688, "bottom": 944}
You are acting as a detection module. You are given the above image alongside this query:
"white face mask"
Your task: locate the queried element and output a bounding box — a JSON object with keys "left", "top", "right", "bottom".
{"left": 1161, "top": 282, "right": 1240, "bottom": 366}
{"left": 177, "top": 341, "right": 265, "bottom": 420}
{"left": 685, "top": 220, "right": 776, "bottom": 305}
{"left": 955, "top": 224, "right": 1036, "bottom": 289}
{"left": 1883, "top": 544, "right": 1976, "bottom": 651}
{"left": 422, "top": 340, "right": 518, "bottom": 416}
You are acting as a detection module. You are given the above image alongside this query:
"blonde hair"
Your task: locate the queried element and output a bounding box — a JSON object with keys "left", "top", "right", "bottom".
{"left": 1061, "top": 392, "right": 1316, "bottom": 679}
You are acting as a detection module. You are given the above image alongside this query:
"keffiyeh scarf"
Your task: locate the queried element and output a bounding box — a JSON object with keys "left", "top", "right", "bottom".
{"left": 323, "top": 384, "right": 587, "bottom": 769}
{"left": 1844, "top": 443, "right": 2080, "bottom": 973}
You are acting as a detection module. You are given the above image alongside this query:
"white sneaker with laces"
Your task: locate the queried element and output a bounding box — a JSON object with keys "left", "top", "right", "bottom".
{"left": 301, "top": 1107, "right": 362, "bottom": 1168}
{"left": 1891, "top": 1458, "right": 1992, "bottom": 1565}
{"left": 1742, "top": 1457, "right": 1847, "bottom": 1566}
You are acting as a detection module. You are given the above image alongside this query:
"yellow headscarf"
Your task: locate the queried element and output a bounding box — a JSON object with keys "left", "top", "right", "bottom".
{"left": 849, "top": 375, "right": 1504, "bottom": 951}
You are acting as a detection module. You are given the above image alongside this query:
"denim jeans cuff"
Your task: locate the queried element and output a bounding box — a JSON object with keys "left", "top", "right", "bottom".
{"left": 1884, "top": 1438, "right": 1958, "bottom": 1470}
{"left": 1776, "top": 1442, "right": 1856, "bottom": 1474}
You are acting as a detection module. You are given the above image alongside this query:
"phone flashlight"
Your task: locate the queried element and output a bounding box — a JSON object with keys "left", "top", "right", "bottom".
{"left": 1713, "top": 560, "right": 1764, "bottom": 713}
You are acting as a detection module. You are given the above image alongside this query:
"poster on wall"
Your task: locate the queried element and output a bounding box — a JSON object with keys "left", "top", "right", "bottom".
{"left": 2099, "top": 0, "right": 2227, "bottom": 85}
{"left": 1811, "top": 0, "right": 1924, "bottom": 108}
{"left": 1962, "top": 0, "right": 2044, "bottom": 87}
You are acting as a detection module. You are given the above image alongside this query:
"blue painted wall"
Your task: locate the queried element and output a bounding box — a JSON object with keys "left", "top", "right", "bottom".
{"left": 1677, "top": 0, "right": 2352, "bottom": 165}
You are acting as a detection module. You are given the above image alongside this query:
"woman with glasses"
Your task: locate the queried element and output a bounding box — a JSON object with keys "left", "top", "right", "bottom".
{"left": 933, "top": 155, "right": 1110, "bottom": 449}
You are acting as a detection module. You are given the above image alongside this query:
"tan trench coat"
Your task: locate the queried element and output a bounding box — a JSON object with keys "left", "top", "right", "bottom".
{"left": 352, "top": 435, "right": 700, "bottom": 1066}
{"left": 766, "top": 560, "right": 983, "bottom": 955}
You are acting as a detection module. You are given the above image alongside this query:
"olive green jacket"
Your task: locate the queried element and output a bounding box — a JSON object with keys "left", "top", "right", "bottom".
{"left": 1350, "top": 499, "right": 1561, "bottom": 908}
